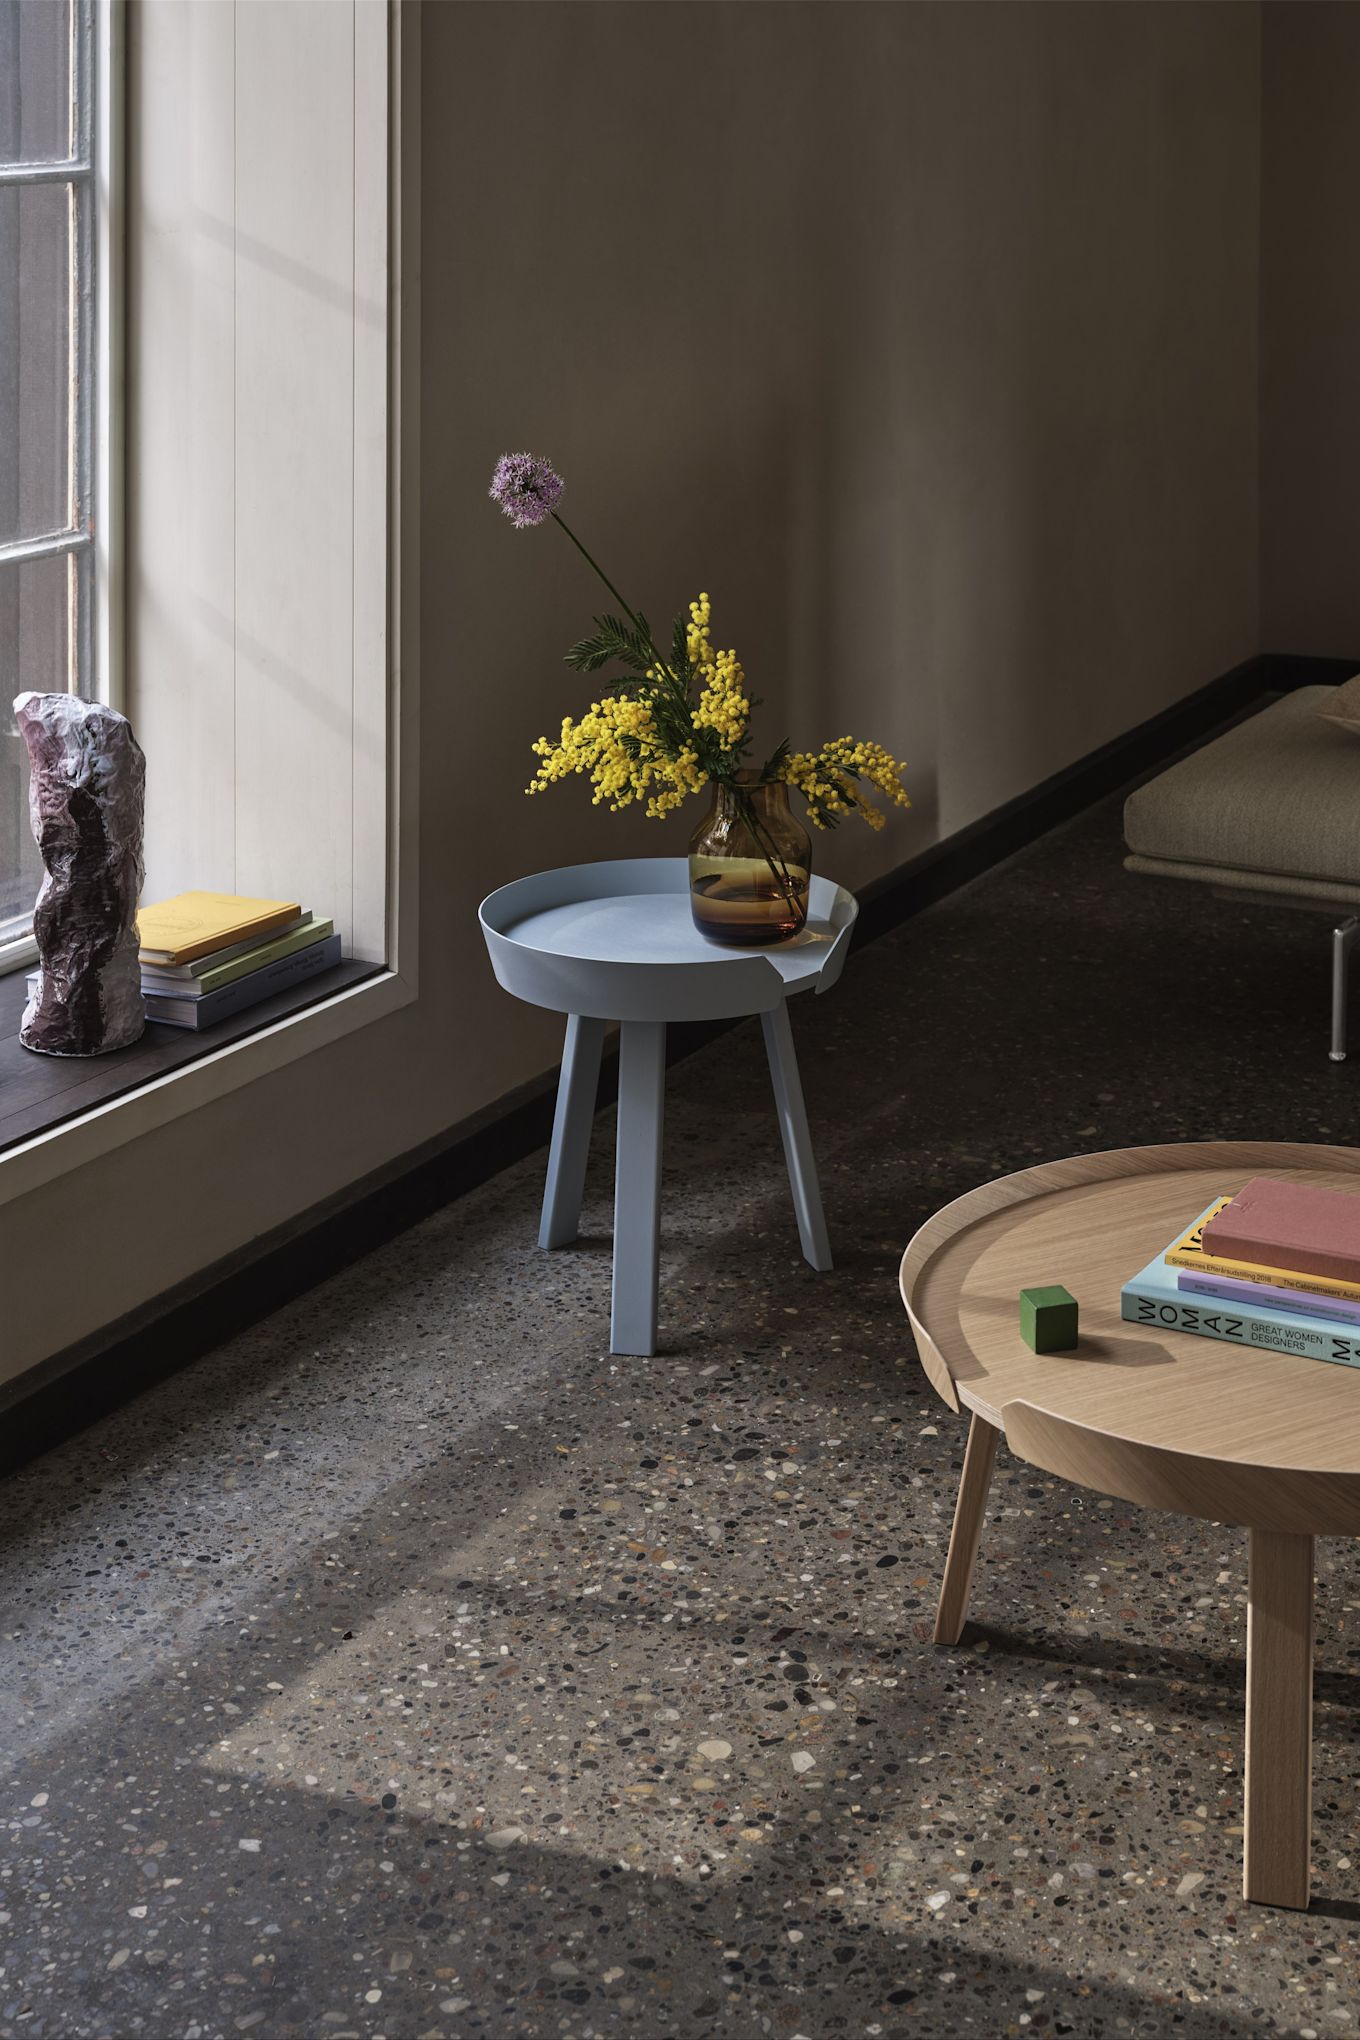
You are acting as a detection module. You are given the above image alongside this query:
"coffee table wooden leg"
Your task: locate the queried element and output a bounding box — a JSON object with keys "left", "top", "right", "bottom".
{"left": 1244, "top": 1526, "right": 1314, "bottom": 1909}
{"left": 611, "top": 1020, "right": 666, "bottom": 1358}
{"left": 540, "top": 1014, "right": 606, "bottom": 1249}
{"left": 935, "top": 1412, "right": 999, "bottom": 1645}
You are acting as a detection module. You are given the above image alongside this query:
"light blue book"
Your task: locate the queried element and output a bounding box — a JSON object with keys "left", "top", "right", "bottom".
{"left": 1122, "top": 1239, "right": 1360, "bottom": 1369}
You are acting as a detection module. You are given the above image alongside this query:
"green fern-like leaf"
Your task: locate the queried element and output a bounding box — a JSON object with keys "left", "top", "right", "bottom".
{"left": 564, "top": 632, "right": 617, "bottom": 673}
{"left": 670, "top": 613, "right": 691, "bottom": 683}
{"left": 563, "top": 616, "right": 646, "bottom": 675}
{"left": 603, "top": 615, "right": 657, "bottom": 672}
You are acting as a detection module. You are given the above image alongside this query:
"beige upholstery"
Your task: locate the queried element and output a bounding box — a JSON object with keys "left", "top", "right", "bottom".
{"left": 1124, "top": 686, "right": 1360, "bottom": 904}
{"left": 1317, "top": 672, "right": 1360, "bottom": 737}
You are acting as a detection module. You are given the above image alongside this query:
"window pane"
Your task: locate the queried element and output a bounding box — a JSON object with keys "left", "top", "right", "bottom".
{"left": 0, "top": 552, "right": 74, "bottom": 931}
{"left": 0, "top": 0, "right": 88, "bottom": 962}
{"left": 0, "top": 548, "right": 74, "bottom": 695}
{"left": 0, "top": 715, "right": 44, "bottom": 934}
{"left": 0, "top": 180, "right": 74, "bottom": 545}
{"left": 0, "top": 0, "right": 75, "bottom": 166}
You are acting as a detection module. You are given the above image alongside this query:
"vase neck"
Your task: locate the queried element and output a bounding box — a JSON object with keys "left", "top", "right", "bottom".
{"left": 713, "top": 776, "right": 791, "bottom": 820}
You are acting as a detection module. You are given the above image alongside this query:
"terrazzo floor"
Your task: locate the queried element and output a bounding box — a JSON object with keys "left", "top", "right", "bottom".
{"left": 5, "top": 780, "right": 1360, "bottom": 2040}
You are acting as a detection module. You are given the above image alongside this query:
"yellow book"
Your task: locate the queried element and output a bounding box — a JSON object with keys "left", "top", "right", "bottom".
{"left": 1165, "top": 1193, "right": 1360, "bottom": 1303}
{"left": 137, "top": 890, "right": 302, "bottom": 966}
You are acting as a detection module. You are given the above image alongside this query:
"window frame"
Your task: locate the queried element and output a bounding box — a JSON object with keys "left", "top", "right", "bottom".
{"left": 0, "top": 0, "right": 121, "bottom": 976}
{"left": 0, "top": 0, "right": 418, "bottom": 1214}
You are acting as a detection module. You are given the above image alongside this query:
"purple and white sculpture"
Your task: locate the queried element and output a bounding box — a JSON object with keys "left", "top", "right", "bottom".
{"left": 14, "top": 691, "right": 146, "bottom": 1056}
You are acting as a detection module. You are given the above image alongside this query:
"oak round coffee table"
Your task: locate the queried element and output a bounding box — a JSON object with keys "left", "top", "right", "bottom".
{"left": 900, "top": 1141, "right": 1360, "bottom": 1911}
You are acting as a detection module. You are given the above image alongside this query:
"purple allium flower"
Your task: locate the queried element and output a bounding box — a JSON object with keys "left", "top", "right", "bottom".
{"left": 489, "top": 451, "right": 564, "bottom": 529}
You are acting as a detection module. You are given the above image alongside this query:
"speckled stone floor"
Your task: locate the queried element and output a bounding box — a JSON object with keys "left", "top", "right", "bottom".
{"left": 5, "top": 778, "right": 1360, "bottom": 2040}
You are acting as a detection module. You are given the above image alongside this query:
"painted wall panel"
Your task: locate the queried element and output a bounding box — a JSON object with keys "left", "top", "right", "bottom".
{"left": 352, "top": 0, "right": 391, "bottom": 962}
{"left": 128, "top": 0, "right": 387, "bottom": 958}
{"left": 233, "top": 0, "right": 355, "bottom": 936}
{"left": 130, "top": 0, "right": 237, "bottom": 903}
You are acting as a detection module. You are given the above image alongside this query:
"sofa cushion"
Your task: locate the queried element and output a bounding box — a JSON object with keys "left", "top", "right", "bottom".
{"left": 1124, "top": 685, "right": 1360, "bottom": 890}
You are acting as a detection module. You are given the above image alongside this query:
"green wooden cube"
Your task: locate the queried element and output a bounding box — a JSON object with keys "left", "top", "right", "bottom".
{"left": 1019, "top": 1285, "right": 1079, "bottom": 1353}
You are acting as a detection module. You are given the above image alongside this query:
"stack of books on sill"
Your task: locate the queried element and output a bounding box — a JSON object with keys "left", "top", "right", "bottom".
{"left": 1122, "top": 1176, "right": 1360, "bottom": 1370}
{"left": 135, "top": 891, "right": 340, "bottom": 1031}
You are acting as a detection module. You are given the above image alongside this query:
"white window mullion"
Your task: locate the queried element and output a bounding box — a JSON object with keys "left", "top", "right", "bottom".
{"left": 0, "top": 527, "right": 92, "bottom": 569}
{"left": 0, "top": 0, "right": 107, "bottom": 973}
{"left": 0, "top": 158, "right": 92, "bottom": 187}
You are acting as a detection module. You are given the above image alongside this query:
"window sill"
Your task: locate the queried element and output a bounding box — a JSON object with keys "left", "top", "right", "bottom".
{"left": 0, "top": 959, "right": 411, "bottom": 1207}
{"left": 0, "top": 932, "right": 39, "bottom": 976}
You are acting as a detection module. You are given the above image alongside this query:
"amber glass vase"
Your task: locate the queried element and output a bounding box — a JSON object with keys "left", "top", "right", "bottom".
{"left": 688, "top": 775, "right": 812, "bottom": 946}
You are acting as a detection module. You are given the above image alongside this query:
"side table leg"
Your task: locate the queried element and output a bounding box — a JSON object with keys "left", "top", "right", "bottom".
{"left": 539, "top": 1014, "right": 607, "bottom": 1250}
{"left": 934, "top": 1412, "right": 999, "bottom": 1645}
{"left": 761, "top": 1002, "right": 832, "bottom": 1272}
{"left": 1244, "top": 1527, "right": 1314, "bottom": 1909}
{"left": 611, "top": 1020, "right": 666, "bottom": 1357}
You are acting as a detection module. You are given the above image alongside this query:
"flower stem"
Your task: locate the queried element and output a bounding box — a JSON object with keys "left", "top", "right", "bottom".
{"left": 551, "top": 511, "right": 695, "bottom": 717}
{"left": 730, "top": 784, "right": 805, "bottom": 923}
{"left": 551, "top": 513, "right": 647, "bottom": 634}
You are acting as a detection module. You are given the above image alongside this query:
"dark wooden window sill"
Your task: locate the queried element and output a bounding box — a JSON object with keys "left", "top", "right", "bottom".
{"left": 0, "top": 959, "right": 382, "bottom": 1158}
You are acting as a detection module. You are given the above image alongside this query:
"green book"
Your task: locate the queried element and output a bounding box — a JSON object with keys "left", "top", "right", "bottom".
{"left": 140, "top": 916, "right": 335, "bottom": 997}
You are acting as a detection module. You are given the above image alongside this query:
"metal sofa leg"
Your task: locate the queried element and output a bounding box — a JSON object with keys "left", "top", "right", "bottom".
{"left": 1331, "top": 918, "right": 1359, "bottom": 1062}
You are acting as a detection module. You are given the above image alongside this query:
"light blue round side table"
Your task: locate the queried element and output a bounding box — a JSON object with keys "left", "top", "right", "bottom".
{"left": 479, "top": 857, "right": 858, "bottom": 1357}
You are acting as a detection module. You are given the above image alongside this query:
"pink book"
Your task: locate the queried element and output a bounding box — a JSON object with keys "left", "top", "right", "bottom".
{"left": 1202, "top": 1175, "right": 1360, "bottom": 1285}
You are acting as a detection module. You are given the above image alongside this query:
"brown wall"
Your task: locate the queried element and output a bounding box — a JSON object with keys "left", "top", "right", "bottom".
{"left": 440, "top": 1, "right": 1260, "bottom": 890}
{"left": 1261, "top": 1, "right": 1360, "bottom": 656}
{"left": 1, "top": 1, "right": 1263, "bottom": 1387}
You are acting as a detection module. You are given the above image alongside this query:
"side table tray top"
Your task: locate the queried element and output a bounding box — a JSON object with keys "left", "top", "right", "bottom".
{"left": 900, "top": 1141, "right": 1360, "bottom": 1912}
{"left": 480, "top": 857, "right": 857, "bottom": 1022}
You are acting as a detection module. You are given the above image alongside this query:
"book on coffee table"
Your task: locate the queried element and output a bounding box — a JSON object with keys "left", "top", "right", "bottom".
{"left": 1202, "top": 1176, "right": 1360, "bottom": 1286}
{"left": 1164, "top": 1195, "right": 1360, "bottom": 1305}
{"left": 1122, "top": 1198, "right": 1360, "bottom": 1367}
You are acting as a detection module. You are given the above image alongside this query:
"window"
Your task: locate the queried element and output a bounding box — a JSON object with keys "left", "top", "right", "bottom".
{"left": 0, "top": 0, "right": 100, "bottom": 965}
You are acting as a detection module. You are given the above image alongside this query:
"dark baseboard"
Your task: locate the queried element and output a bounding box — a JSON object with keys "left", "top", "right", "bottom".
{"left": 1264, "top": 652, "right": 1360, "bottom": 692}
{"left": 3, "top": 649, "right": 1355, "bottom": 1472}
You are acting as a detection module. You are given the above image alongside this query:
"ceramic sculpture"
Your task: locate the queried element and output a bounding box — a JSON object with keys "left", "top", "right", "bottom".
{"left": 14, "top": 691, "right": 146, "bottom": 1056}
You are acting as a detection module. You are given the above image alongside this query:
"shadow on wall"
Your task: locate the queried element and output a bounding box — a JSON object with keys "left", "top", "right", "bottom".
{"left": 436, "top": 1, "right": 938, "bottom": 908}
{"left": 883, "top": 3, "right": 1259, "bottom": 841}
